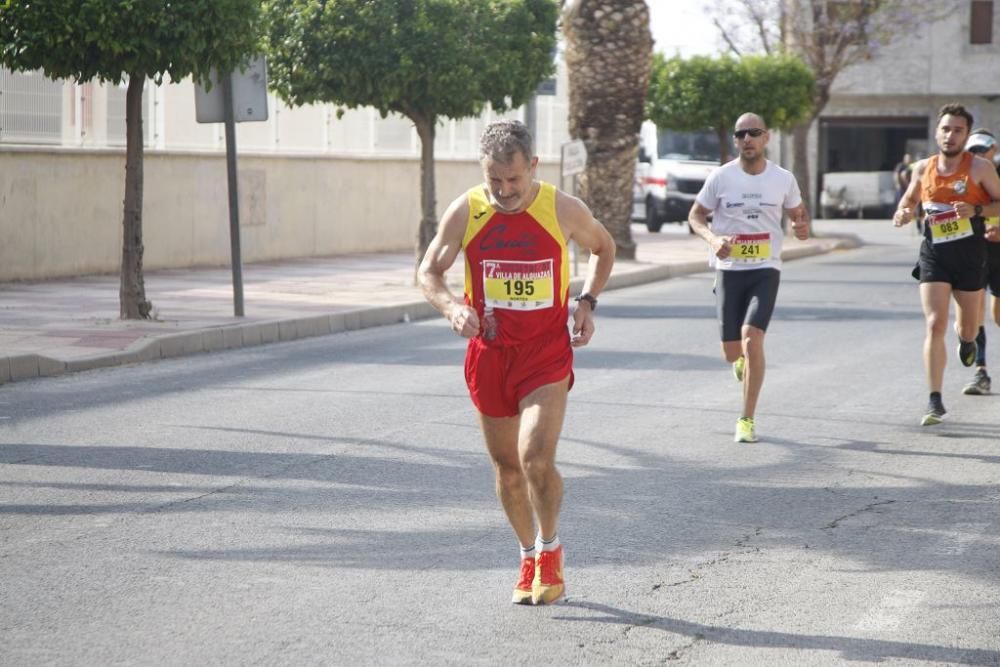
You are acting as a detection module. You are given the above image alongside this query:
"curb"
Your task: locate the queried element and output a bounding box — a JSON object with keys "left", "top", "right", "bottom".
{"left": 0, "top": 234, "right": 861, "bottom": 386}
{"left": 0, "top": 301, "right": 441, "bottom": 385}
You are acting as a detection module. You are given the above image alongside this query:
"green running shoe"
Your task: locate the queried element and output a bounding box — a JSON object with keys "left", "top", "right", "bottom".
{"left": 732, "top": 355, "right": 745, "bottom": 382}
{"left": 734, "top": 417, "right": 757, "bottom": 443}
{"left": 962, "top": 368, "right": 991, "bottom": 395}
{"left": 920, "top": 397, "right": 947, "bottom": 426}
{"left": 957, "top": 340, "right": 978, "bottom": 367}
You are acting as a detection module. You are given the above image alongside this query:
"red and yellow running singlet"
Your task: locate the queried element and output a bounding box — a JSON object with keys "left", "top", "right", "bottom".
{"left": 462, "top": 181, "right": 570, "bottom": 347}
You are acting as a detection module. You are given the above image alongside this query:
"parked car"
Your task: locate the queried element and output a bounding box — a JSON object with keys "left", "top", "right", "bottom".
{"left": 820, "top": 171, "right": 896, "bottom": 219}
{"left": 632, "top": 122, "right": 720, "bottom": 232}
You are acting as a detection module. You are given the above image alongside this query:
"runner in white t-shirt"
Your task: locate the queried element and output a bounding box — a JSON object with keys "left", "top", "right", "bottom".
{"left": 688, "top": 112, "right": 810, "bottom": 443}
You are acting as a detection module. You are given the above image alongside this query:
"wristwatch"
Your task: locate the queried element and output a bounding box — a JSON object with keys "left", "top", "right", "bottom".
{"left": 974, "top": 204, "right": 983, "bottom": 217}
{"left": 575, "top": 293, "right": 598, "bottom": 311}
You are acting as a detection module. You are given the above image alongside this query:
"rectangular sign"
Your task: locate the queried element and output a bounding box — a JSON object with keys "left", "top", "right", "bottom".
{"left": 535, "top": 79, "right": 557, "bottom": 96}
{"left": 561, "top": 140, "right": 587, "bottom": 177}
{"left": 194, "top": 56, "right": 269, "bottom": 124}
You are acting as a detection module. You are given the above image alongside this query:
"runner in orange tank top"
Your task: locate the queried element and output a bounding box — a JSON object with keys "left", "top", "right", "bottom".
{"left": 959, "top": 129, "right": 1000, "bottom": 396}
{"left": 418, "top": 120, "right": 615, "bottom": 605}
{"left": 893, "top": 103, "right": 1000, "bottom": 425}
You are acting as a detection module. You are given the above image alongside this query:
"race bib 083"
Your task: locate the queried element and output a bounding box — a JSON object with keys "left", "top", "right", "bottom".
{"left": 927, "top": 209, "right": 973, "bottom": 244}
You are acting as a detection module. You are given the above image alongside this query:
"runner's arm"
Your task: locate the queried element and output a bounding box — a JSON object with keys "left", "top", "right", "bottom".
{"left": 973, "top": 158, "right": 1000, "bottom": 241}
{"left": 893, "top": 160, "right": 925, "bottom": 227}
{"left": 951, "top": 158, "right": 1000, "bottom": 243}
{"left": 688, "top": 201, "right": 730, "bottom": 259}
{"left": 417, "top": 196, "right": 481, "bottom": 338}
{"left": 786, "top": 202, "right": 810, "bottom": 240}
{"left": 556, "top": 192, "right": 615, "bottom": 347}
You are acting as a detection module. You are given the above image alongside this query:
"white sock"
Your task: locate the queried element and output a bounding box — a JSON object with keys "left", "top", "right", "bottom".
{"left": 520, "top": 544, "right": 536, "bottom": 561}
{"left": 536, "top": 534, "right": 560, "bottom": 553}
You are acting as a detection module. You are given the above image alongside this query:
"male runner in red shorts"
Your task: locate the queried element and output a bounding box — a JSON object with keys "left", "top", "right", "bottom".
{"left": 418, "top": 120, "right": 615, "bottom": 605}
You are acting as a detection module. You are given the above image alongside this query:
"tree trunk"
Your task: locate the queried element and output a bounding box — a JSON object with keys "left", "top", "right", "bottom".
{"left": 563, "top": 1, "right": 652, "bottom": 260}
{"left": 120, "top": 75, "right": 152, "bottom": 319}
{"left": 412, "top": 112, "right": 437, "bottom": 281}
{"left": 792, "top": 121, "right": 811, "bottom": 214}
{"left": 792, "top": 86, "right": 830, "bottom": 222}
{"left": 717, "top": 126, "right": 733, "bottom": 164}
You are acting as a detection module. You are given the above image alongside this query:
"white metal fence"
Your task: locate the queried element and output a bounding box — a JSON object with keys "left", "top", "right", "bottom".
{"left": 105, "top": 80, "right": 153, "bottom": 147}
{"left": 0, "top": 67, "right": 570, "bottom": 159}
{"left": 0, "top": 68, "right": 63, "bottom": 144}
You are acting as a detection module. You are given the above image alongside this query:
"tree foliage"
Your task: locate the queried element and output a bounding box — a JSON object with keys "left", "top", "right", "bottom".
{"left": 264, "top": 0, "right": 559, "bottom": 269}
{"left": 711, "top": 0, "right": 952, "bottom": 86}
{"left": 646, "top": 53, "right": 814, "bottom": 163}
{"left": 0, "top": 0, "right": 262, "bottom": 85}
{"left": 0, "top": 0, "right": 264, "bottom": 318}
{"left": 266, "top": 0, "right": 556, "bottom": 119}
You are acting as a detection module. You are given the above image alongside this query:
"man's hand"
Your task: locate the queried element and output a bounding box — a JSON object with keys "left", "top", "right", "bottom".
{"left": 987, "top": 225, "right": 1000, "bottom": 243}
{"left": 791, "top": 217, "right": 809, "bottom": 240}
{"left": 893, "top": 207, "right": 914, "bottom": 227}
{"left": 448, "top": 304, "right": 481, "bottom": 338}
{"left": 571, "top": 303, "right": 595, "bottom": 347}
{"left": 952, "top": 201, "right": 976, "bottom": 219}
{"left": 712, "top": 235, "right": 732, "bottom": 260}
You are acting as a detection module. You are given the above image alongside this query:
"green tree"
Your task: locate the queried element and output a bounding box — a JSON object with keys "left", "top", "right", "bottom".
{"left": 264, "top": 0, "right": 558, "bottom": 269}
{"left": 0, "top": 1, "right": 263, "bottom": 318}
{"left": 646, "top": 54, "right": 814, "bottom": 164}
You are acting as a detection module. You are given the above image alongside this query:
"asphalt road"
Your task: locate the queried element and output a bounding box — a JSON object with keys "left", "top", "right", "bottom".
{"left": 2, "top": 221, "right": 999, "bottom": 666}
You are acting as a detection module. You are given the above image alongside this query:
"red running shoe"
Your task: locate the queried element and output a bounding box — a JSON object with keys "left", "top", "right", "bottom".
{"left": 532, "top": 546, "right": 564, "bottom": 605}
{"left": 511, "top": 556, "right": 535, "bottom": 605}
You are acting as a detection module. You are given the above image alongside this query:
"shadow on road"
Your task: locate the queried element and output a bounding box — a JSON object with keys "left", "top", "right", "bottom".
{"left": 556, "top": 600, "right": 1000, "bottom": 665}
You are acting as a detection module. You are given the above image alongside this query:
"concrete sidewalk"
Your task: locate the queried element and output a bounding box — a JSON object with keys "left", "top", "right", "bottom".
{"left": 0, "top": 226, "right": 860, "bottom": 385}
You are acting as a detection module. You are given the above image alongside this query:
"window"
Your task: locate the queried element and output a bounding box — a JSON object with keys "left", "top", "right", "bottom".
{"left": 971, "top": 0, "right": 993, "bottom": 44}
{"left": 0, "top": 68, "right": 63, "bottom": 143}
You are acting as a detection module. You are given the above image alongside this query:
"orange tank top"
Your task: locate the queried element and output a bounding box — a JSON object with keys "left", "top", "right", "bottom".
{"left": 920, "top": 152, "right": 990, "bottom": 207}
{"left": 461, "top": 182, "right": 570, "bottom": 347}
{"left": 919, "top": 152, "right": 990, "bottom": 243}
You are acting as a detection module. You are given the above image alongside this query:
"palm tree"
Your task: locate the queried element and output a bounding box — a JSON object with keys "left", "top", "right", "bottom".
{"left": 563, "top": 0, "right": 652, "bottom": 260}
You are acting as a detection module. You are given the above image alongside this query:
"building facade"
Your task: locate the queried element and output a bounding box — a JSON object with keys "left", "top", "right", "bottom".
{"left": 0, "top": 60, "right": 572, "bottom": 281}
{"left": 806, "top": 0, "right": 1000, "bottom": 211}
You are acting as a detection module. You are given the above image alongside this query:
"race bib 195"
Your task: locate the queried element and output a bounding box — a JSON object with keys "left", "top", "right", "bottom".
{"left": 482, "top": 259, "right": 554, "bottom": 310}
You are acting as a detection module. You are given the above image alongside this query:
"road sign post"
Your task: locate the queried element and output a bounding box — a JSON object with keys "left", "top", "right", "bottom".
{"left": 560, "top": 140, "right": 588, "bottom": 276}
{"left": 194, "top": 56, "right": 269, "bottom": 317}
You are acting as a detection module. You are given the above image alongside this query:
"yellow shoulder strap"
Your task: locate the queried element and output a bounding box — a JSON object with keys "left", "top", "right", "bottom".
{"left": 526, "top": 182, "right": 566, "bottom": 246}
{"left": 463, "top": 186, "right": 494, "bottom": 249}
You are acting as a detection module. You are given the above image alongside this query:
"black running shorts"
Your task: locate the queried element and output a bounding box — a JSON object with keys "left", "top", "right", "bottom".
{"left": 714, "top": 268, "right": 781, "bottom": 342}
{"left": 987, "top": 243, "right": 1000, "bottom": 297}
{"left": 916, "top": 236, "right": 987, "bottom": 292}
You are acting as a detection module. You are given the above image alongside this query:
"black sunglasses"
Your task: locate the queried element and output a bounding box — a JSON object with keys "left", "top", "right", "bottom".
{"left": 969, "top": 146, "right": 990, "bottom": 154}
{"left": 734, "top": 128, "right": 766, "bottom": 139}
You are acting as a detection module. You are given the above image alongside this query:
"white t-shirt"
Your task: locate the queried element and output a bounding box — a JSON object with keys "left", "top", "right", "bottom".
{"left": 695, "top": 159, "right": 802, "bottom": 271}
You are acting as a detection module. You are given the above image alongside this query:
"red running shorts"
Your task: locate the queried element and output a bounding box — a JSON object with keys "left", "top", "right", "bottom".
{"left": 464, "top": 329, "right": 574, "bottom": 418}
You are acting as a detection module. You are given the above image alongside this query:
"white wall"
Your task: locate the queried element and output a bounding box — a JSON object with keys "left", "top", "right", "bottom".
{"left": 0, "top": 148, "right": 561, "bottom": 281}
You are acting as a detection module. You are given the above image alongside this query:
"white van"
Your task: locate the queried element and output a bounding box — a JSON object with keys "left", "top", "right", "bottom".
{"left": 819, "top": 171, "right": 896, "bottom": 219}
{"left": 633, "top": 122, "right": 720, "bottom": 232}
